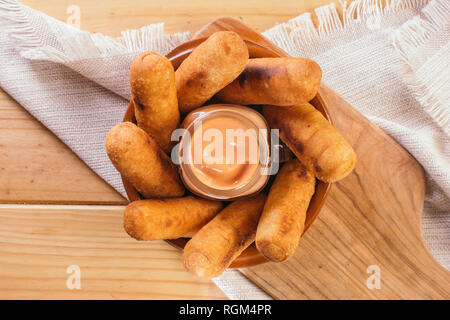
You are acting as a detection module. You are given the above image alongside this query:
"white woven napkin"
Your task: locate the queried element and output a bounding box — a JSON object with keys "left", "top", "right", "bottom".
{"left": 0, "top": 0, "right": 448, "bottom": 299}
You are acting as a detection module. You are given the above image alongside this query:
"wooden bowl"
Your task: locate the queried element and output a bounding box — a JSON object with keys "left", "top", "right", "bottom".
{"left": 122, "top": 38, "right": 332, "bottom": 268}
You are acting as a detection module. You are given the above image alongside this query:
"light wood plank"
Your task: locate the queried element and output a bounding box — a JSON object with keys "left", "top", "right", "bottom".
{"left": 0, "top": 90, "right": 126, "bottom": 204}
{"left": 0, "top": 0, "right": 370, "bottom": 300}
{"left": 0, "top": 0, "right": 345, "bottom": 204}
{"left": 200, "top": 17, "right": 449, "bottom": 300}
{"left": 0, "top": 204, "right": 227, "bottom": 299}
{"left": 22, "top": 0, "right": 344, "bottom": 35}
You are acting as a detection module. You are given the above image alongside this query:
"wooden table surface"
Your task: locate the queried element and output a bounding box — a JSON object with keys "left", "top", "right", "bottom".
{"left": 1, "top": 0, "right": 347, "bottom": 299}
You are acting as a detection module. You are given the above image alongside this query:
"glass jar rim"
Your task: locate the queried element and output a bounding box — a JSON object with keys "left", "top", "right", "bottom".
{"left": 178, "top": 104, "right": 271, "bottom": 201}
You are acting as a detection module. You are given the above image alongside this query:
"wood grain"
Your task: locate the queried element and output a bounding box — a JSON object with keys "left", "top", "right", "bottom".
{"left": 243, "top": 85, "right": 450, "bottom": 299}
{"left": 0, "top": 0, "right": 349, "bottom": 300}
{"left": 2, "top": 0, "right": 347, "bottom": 204}
{"left": 195, "top": 18, "right": 450, "bottom": 299}
{"left": 22, "top": 0, "right": 347, "bottom": 35}
{"left": 0, "top": 204, "right": 227, "bottom": 299}
{"left": 0, "top": 90, "right": 126, "bottom": 204}
{"left": 2, "top": 0, "right": 447, "bottom": 300}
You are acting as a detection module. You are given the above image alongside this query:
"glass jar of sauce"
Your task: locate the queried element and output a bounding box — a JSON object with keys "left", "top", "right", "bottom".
{"left": 175, "top": 104, "right": 274, "bottom": 201}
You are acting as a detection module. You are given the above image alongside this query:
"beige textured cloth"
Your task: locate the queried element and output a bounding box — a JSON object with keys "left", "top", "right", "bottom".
{"left": 0, "top": 0, "right": 448, "bottom": 299}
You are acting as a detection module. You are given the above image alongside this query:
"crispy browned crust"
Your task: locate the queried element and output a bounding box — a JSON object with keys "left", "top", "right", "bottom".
{"left": 175, "top": 31, "right": 249, "bottom": 114}
{"left": 105, "top": 122, "right": 184, "bottom": 198}
{"left": 263, "top": 103, "right": 357, "bottom": 182}
{"left": 256, "top": 159, "right": 315, "bottom": 262}
{"left": 130, "top": 52, "right": 180, "bottom": 154}
{"left": 182, "top": 194, "right": 266, "bottom": 279}
{"left": 216, "top": 57, "right": 322, "bottom": 106}
{"left": 124, "top": 197, "right": 223, "bottom": 240}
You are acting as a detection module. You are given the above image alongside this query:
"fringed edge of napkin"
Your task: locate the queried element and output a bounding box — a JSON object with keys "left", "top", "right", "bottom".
{"left": 0, "top": 0, "right": 191, "bottom": 63}
{"left": 392, "top": 0, "right": 450, "bottom": 136}
{"left": 262, "top": 0, "right": 428, "bottom": 55}
{"left": 0, "top": 0, "right": 42, "bottom": 48}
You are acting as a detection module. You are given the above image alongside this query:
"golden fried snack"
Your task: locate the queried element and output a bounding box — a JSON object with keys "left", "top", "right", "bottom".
{"left": 183, "top": 194, "right": 266, "bottom": 279}
{"left": 263, "top": 102, "right": 357, "bottom": 182}
{"left": 256, "top": 159, "right": 315, "bottom": 262}
{"left": 216, "top": 57, "right": 322, "bottom": 106}
{"left": 175, "top": 31, "right": 249, "bottom": 114}
{"left": 124, "top": 197, "right": 223, "bottom": 240}
{"left": 105, "top": 122, "right": 184, "bottom": 198}
{"left": 130, "top": 52, "right": 180, "bottom": 153}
